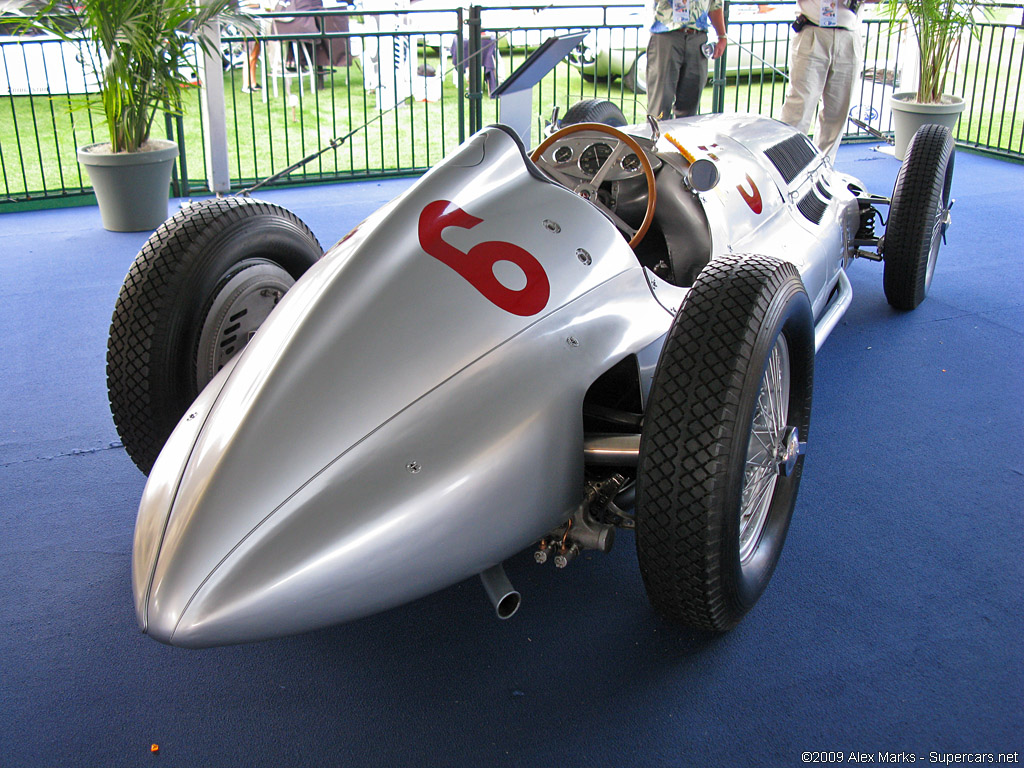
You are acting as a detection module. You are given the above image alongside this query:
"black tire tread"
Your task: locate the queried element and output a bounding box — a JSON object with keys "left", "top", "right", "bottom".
{"left": 107, "top": 197, "right": 320, "bottom": 474}
{"left": 883, "top": 124, "right": 955, "bottom": 310}
{"left": 561, "top": 99, "right": 628, "bottom": 127}
{"left": 636, "top": 254, "right": 811, "bottom": 631}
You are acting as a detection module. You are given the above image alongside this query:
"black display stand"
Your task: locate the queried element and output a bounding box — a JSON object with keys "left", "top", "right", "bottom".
{"left": 490, "top": 32, "right": 589, "bottom": 146}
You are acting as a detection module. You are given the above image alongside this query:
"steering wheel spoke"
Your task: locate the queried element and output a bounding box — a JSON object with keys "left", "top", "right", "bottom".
{"left": 531, "top": 122, "right": 656, "bottom": 249}
{"left": 534, "top": 157, "right": 583, "bottom": 191}
{"left": 589, "top": 140, "right": 629, "bottom": 189}
{"left": 597, "top": 205, "right": 638, "bottom": 237}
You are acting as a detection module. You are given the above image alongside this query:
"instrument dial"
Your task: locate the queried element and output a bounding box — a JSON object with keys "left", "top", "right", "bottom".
{"left": 579, "top": 142, "right": 613, "bottom": 175}
{"left": 553, "top": 145, "right": 573, "bottom": 163}
{"left": 620, "top": 153, "right": 642, "bottom": 172}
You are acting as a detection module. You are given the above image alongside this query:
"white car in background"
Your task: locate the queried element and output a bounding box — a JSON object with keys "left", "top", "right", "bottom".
{"left": 404, "top": 0, "right": 637, "bottom": 50}
{"left": 0, "top": 31, "right": 99, "bottom": 96}
{"left": 848, "top": 65, "right": 897, "bottom": 135}
{"left": 568, "top": 3, "right": 794, "bottom": 93}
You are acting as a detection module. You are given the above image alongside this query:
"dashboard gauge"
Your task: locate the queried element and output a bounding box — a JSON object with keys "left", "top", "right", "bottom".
{"left": 553, "top": 145, "right": 573, "bottom": 164}
{"left": 579, "top": 142, "right": 613, "bottom": 175}
{"left": 620, "top": 153, "right": 642, "bottom": 172}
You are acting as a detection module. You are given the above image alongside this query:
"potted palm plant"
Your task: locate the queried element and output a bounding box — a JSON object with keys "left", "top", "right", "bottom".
{"left": 885, "top": 0, "right": 982, "bottom": 159}
{"left": 19, "top": 0, "right": 250, "bottom": 230}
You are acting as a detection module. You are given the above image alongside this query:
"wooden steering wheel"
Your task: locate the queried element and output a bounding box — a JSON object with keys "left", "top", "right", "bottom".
{"left": 531, "top": 122, "right": 657, "bottom": 249}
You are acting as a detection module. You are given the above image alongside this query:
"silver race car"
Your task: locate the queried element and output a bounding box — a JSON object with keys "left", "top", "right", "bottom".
{"left": 108, "top": 100, "right": 955, "bottom": 647}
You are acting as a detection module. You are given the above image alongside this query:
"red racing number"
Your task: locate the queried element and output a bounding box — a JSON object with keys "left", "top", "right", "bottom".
{"left": 418, "top": 200, "right": 550, "bottom": 317}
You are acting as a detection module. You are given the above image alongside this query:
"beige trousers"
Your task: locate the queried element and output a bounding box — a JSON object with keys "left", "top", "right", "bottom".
{"left": 780, "top": 25, "right": 863, "bottom": 161}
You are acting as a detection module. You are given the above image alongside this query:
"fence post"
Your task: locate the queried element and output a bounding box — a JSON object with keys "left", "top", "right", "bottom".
{"left": 467, "top": 5, "right": 483, "bottom": 135}
{"left": 198, "top": 19, "right": 231, "bottom": 195}
{"left": 711, "top": 1, "right": 728, "bottom": 113}
{"left": 457, "top": 6, "right": 466, "bottom": 144}
{"left": 163, "top": 111, "right": 193, "bottom": 199}
{"left": 165, "top": 112, "right": 180, "bottom": 198}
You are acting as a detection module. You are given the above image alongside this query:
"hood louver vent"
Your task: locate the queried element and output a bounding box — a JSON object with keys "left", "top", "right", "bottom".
{"left": 797, "top": 189, "right": 828, "bottom": 224}
{"left": 765, "top": 134, "right": 818, "bottom": 184}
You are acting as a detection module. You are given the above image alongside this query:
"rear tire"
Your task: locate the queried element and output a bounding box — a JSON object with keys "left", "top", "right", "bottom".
{"left": 636, "top": 254, "right": 814, "bottom": 632}
{"left": 882, "top": 124, "right": 955, "bottom": 310}
{"left": 561, "top": 99, "right": 627, "bottom": 127}
{"left": 107, "top": 197, "right": 322, "bottom": 474}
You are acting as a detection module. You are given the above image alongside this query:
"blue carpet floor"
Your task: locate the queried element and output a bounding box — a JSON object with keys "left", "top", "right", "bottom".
{"left": 1, "top": 143, "right": 1021, "bottom": 767}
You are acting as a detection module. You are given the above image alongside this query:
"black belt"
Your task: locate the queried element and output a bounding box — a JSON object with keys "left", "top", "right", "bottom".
{"left": 793, "top": 14, "right": 855, "bottom": 32}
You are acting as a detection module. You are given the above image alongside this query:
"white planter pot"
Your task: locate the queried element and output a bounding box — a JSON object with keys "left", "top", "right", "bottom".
{"left": 889, "top": 93, "right": 965, "bottom": 160}
{"left": 77, "top": 139, "right": 179, "bottom": 232}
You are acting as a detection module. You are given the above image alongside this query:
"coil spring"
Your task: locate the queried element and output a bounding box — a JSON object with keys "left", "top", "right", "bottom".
{"left": 856, "top": 205, "right": 879, "bottom": 242}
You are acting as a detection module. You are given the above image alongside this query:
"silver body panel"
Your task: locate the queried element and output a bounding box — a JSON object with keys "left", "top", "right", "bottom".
{"left": 133, "top": 117, "right": 865, "bottom": 647}
{"left": 640, "top": 114, "right": 860, "bottom": 319}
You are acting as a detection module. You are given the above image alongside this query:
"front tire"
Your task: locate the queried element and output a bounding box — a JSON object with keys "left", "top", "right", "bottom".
{"left": 636, "top": 254, "right": 814, "bottom": 632}
{"left": 107, "top": 197, "right": 322, "bottom": 474}
{"left": 883, "top": 124, "right": 955, "bottom": 310}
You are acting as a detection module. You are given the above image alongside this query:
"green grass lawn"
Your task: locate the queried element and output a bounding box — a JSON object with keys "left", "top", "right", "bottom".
{"left": 953, "top": 24, "right": 1024, "bottom": 153}
{"left": 0, "top": 57, "right": 783, "bottom": 202}
{"left": 2, "top": 29, "right": 1021, "bottom": 204}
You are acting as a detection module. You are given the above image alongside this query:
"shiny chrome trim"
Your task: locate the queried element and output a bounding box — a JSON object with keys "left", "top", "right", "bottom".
{"left": 583, "top": 433, "right": 641, "bottom": 466}
{"left": 479, "top": 564, "right": 520, "bottom": 620}
{"left": 814, "top": 269, "right": 853, "bottom": 353}
{"left": 740, "top": 334, "right": 791, "bottom": 563}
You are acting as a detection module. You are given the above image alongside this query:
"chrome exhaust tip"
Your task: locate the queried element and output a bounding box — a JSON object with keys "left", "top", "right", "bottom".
{"left": 479, "top": 563, "right": 521, "bottom": 620}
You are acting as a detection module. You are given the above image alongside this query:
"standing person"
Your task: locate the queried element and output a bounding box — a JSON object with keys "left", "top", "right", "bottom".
{"left": 645, "top": 0, "right": 728, "bottom": 120}
{"left": 779, "top": 0, "right": 869, "bottom": 162}
{"left": 243, "top": 37, "right": 262, "bottom": 93}
{"left": 241, "top": 0, "right": 270, "bottom": 94}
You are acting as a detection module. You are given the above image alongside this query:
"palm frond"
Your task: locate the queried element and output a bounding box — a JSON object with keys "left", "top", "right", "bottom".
{"left": 885, "top": 0, "right": 989, "bottom": 102}
{"left": 22, "top": 0, "right": 251, "bottom": 151}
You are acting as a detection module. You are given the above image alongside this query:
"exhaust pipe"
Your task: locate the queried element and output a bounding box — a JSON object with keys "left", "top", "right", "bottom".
{"left": 479, "top": 563, "right": 521, "bottom": 620}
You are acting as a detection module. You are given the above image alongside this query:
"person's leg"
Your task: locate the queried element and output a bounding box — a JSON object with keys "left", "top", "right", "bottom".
{"left": 815, "top": 29, "right": 862, "bottom": 160}
{"left": 248, "top": 39, "right": 261, "bottom": 90}
{"left": 780, "top": 27, "right": 829, "bottom": 134}
{"left": 673, "top": 32, "right": 709, "bottom": 117}
{"left": 242, "top": 39, "right": 253, "bottom": 90}
{"left": 646, "top": 31, "right": 684, "bottom": 120}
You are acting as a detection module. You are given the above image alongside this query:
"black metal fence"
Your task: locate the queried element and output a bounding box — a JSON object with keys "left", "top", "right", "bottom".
{"left": 1, "top": 1, "right": 1022, "bottom": 211}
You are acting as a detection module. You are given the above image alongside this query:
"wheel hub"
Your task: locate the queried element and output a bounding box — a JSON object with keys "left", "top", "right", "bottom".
{"left": 777, "top": 425, "right": 804, "bottom": 477}
{"left": 195, "top": 260, "right": 296, "bottom": 391}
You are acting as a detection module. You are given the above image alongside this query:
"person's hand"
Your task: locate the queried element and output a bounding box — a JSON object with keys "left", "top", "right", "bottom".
{"left": 713, "top": 36, "right": 727, "bottom": 59}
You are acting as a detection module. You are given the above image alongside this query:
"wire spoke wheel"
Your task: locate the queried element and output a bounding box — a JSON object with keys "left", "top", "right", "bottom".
{"left": 740, "top": 336, "right": 790, "bottom": 563}
{"left": 636, "top": 253, "right": 814, "bottom": 632}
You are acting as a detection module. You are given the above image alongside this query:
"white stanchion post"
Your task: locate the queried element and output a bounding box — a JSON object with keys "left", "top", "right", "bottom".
{"left": 198, "top": 19, "right": 232, "bottom": 196}
{"left": 376, "top": 0, "right": 413, "bottom": 111}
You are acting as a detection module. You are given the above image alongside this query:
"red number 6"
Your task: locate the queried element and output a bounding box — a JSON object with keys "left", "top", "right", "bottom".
{"left": 418, "top": 200, "right": 550, "bottom": 317}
